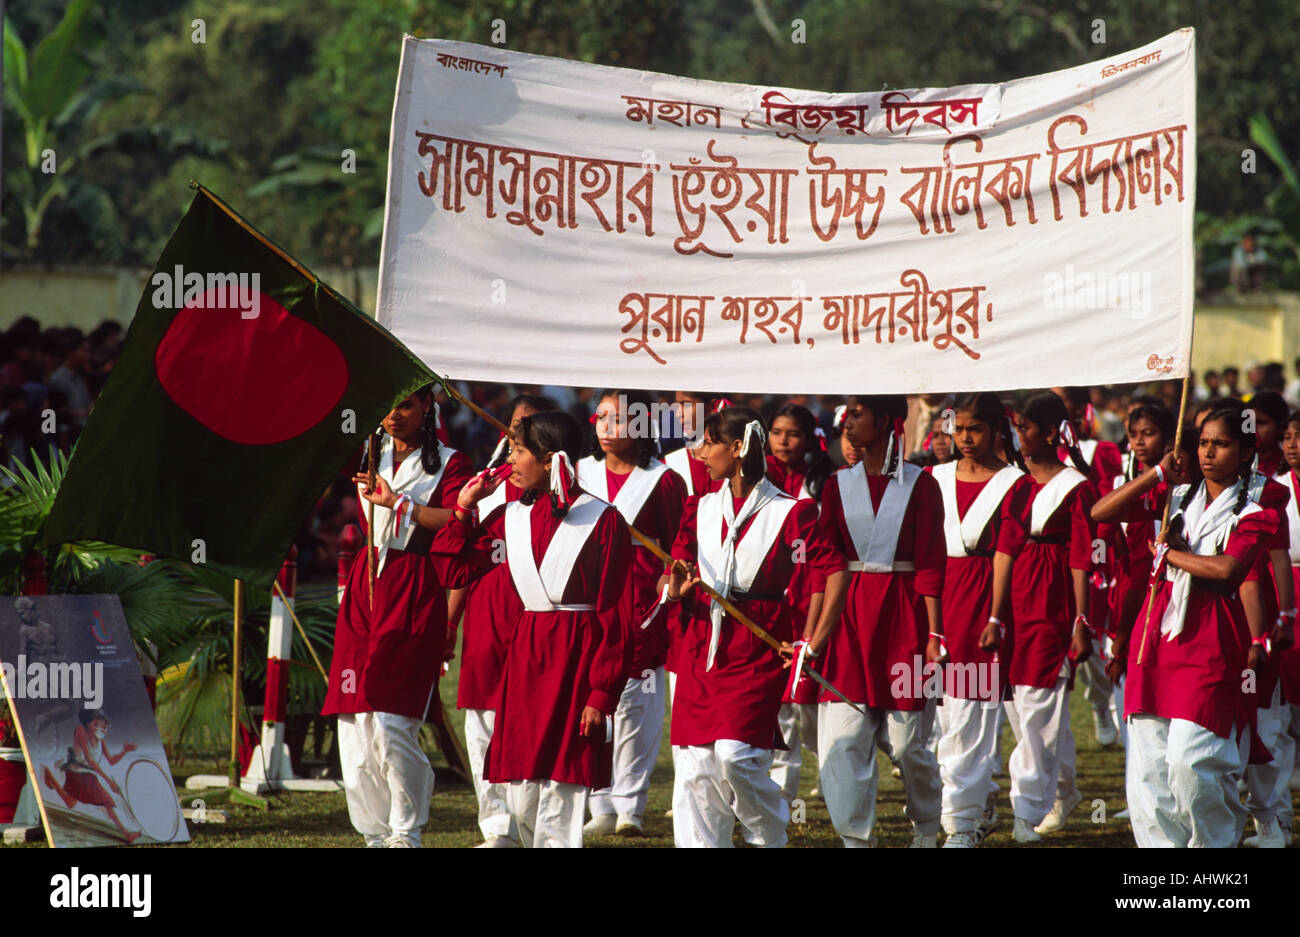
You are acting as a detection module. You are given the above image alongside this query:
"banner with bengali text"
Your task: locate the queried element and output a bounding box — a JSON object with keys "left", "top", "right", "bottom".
{"left": 377, "top": 30, "right": 1195, "bottom": 394}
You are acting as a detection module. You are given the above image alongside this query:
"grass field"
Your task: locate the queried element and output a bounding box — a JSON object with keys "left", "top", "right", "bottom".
{"left": 11, "top": 651, "right": 1289, "bottom": 848}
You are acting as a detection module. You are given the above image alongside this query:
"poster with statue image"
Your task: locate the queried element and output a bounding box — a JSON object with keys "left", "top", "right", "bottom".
{"left": 0, "top": 595, "right": 188, "bottom": 847}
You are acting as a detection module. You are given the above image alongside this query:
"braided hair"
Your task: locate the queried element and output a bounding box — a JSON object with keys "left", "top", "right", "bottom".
{"left": 589, "top": 388, "right": 657, "bottom": 468}
{"left": 771, "top": 402, "right": 834, "bottom": 500}
{"left": 415, "top": 385, "right": 443, "bottom": 476}
{"left": 1016, "top": 391, "right": 1089, "bottom": 474}
{"left": 703, "top": 406, "right": 768, "bottom": 485}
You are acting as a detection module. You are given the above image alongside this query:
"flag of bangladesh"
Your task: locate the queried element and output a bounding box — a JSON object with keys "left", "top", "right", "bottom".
{"left": 42, "top": 185, "right": 437, "bottom": 587}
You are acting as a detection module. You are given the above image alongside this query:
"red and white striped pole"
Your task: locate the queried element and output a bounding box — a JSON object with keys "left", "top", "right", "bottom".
{"left": 245, "top": 546, "right": 298, "bottom": 786}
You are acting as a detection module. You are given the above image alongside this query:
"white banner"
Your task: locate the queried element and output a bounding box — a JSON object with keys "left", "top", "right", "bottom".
{"left": 377, "top": 31, "right": 1195, "bottom": 394}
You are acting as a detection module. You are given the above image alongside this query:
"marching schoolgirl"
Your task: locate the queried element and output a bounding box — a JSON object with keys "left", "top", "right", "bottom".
{"left": 325, "top": 385, "right": 474, "bottom": 848}
{"left": 1054, "top": 387, "right": 1124, "bottom": 755}
{"left": 456, "top": 392, "right": 553, "bottom": 847}
{"left": 1237, "top": 393, "right": 1296, "bottom": 847}
{"left": 765, "top": 402, "right": 836, "bottom": 802}
{"left": 1277, "top": 412, "right": 1300, "bottom": 813}
{"left": 814, "top": 394, "right": 947, "bottom": 848}
{"left": 579, "top": 389, "right": 687, "bottom": 837}
{"left": 928, "top": 392, "right": 1031, "bottom": 847}
{"left": 664, "top": 392, "right": 726, "bottom": 499}
{"left": 663, "top": 406, "right": 847, "bottom": 847}
{"left": 1114, "top": 401, "right": 1279, "bottom": 847}
{"left": 435, "top": 410, "right": 635, "bottom": 848}
{"left": 1002, "top": 391, "right": 1096, "bottom": 843}
{"left": 1092, "top": 403, "right": 1177, "bottom": 753}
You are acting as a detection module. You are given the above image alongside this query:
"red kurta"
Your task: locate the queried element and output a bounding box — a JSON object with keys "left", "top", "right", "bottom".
{"left": 1006, "top": 474, "right": 1096, "bottom": 688}
{"left": 456, "top": 480, "right": 524, "bottom": 712}
{"left": 931, "top": 470, "right": 1033, "bottom": 699}
{"left": 432, "top": 497, "right": 635, "bottom": 788}
{"left": 767, "top": 455, "right": 824, "bottom": 704}
{"left": 670, "top": 492, "right": 844, "bottom": 748}
{"left": 1242, "top": 474, "right": 1292, "bottom": 702}
{"left": 1124, "top": 504, "right": 1276, "bottom": 738}
{"left": 817, "top": 468, "right": 946, "bottom": 710}
{"left": 601, "top": 464, "right": 687, "bottom": 673}
{"left": 322, "top": 449, "right": 474, "bottom": 720}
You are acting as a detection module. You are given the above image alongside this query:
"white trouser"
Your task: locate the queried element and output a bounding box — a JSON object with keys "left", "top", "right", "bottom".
{"left": 937, "top": 697, "right": 1002, "bottom": 833}
{"left": 463, "top": 708, "right": 514, "bottom": 840}
{"left": 1004, "top": 676, "right": 1071, "bottom": 826}
{"left": 506, "top": 779, "right": 588, "bottom": 848}
{"left": 1076, "top": 640, "right": 1113, "bottom": 712}
{"left": 337, "top": 711, "right": 434, "bottom": 847}
{"left": 770, "top": 703, "right": 803, "bottom": 802}
{"left": 673, "top": 740, "right": 789, "bottom": 847}
{"left": 669, "top": 671, "right": 679, "bottom": 771}
{"left": 1126, "top": 714, "right": 1247, "bottom": 848}
{"left": 818, "top": 702, "right": 942, "bottom": 845}
{"left": 1111, "top": 670, "right": 1128, "bottom": 749}
{"left": 590, "top": 667, "right": 666, "bottom": 819}
{"left": 1246, "top": 685, "right": 1295, "bottom": 828}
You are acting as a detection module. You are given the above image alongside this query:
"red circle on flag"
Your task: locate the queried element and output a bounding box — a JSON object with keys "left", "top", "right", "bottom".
{"left": 154, "top": 287, "right": 350, "bottom": 445}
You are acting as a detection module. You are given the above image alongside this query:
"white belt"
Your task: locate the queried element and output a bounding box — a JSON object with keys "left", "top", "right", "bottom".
{"left": 846, "top": 560, "right": 915, "bottom": 573}
{"left": 552, "top": 603, "right": 597, "bottom": 612}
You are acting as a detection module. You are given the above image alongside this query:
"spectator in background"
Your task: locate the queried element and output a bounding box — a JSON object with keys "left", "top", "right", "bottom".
{"left": 1229, "top": 231, "right": 1268, "bottom": 291}
{"left": 1200, "top": 369, "right": 1221, "bottom": 402}
{"left": 0, "top": 385, "right": 36, "bottom": 470}
{"left": 1222, "top": 366, "right": 1241, "bottom": 398}
{"left": 1285, "top": 357, "right": 1300, "bottom": 408}
{"left": 47, "top": 335, "right": 93, "bottom": 435}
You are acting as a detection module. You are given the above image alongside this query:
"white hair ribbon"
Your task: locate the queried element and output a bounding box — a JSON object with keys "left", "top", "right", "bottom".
{"left": 738, "top": 420, "right": 765, "bottom": 459}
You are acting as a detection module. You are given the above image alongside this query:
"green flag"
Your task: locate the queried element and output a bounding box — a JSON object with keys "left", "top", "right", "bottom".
{"left": 42, "top": 185, "right": 436, "bottom": 586}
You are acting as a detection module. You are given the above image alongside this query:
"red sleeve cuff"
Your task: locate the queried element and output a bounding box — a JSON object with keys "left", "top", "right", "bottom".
{"left": 587, "top": 689, "right": 619, "bottom": 714}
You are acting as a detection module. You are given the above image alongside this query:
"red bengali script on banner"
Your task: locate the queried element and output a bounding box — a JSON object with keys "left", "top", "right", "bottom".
{"left": 410, "top": 97, "right": 1185, "bottom": 364}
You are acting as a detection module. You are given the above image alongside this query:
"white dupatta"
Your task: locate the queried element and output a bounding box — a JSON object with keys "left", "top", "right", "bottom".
{"left": 363, "top": 437, "right": 453, "bottom": 576}
{"left": 696, "top": 478, "right": 796, "bottom": 670}
{"left": 1161, "top": 480, "right": 1261, "bottom": 640}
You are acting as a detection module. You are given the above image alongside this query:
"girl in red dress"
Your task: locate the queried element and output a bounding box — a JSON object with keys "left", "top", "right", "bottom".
{"left": 929, "top": 392, "right": 1031, "bottom": 847}
{"left": 324, "top": 384, "right": 473, "bottom": 848}
{"left": 765, "top": 402, "right": 836, "bottom": 803}
{"left": 455, "top": 392, "right": 553, "bottom": 847}
{"left": 1117, "top": 402, "right": 1279, "bottom": 847}
{"left": 436, "top": 410, "right": 634, "bottom": 848}
{"left": 1003, "top": 391, "right": 1095, "bottom": 844}
{"left": 814, "top": 394, "right": 947, "bottom": 848}
{"left": 663, "top": 406, "right": 846, "bottom": 848}
{"left": 1092, "top": 403, "right": 1176, "bottom": 753}
{"left": 1277, "top": 412, "right": 1300, "bottom": 812}
{"left": 579, "top": 389, "right": 687, "bottom": 837}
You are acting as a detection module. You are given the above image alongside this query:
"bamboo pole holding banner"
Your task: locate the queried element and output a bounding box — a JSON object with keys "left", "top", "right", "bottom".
{"left": 1135, "top": 374, "right": 1191, "bottom": 666}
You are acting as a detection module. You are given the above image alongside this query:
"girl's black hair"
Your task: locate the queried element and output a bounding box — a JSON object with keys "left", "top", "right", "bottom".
{"left": 414, "top": 385, "right": 443, "bottom": 476}
{"left": 1016, "top": 391, "right": 1089, "bottom": 474}
{"left": 589, "top": 388, "right": 657, "bottom": 469}
{"left": 953, "top": 392, "right": 1015, "bottom": 463}
{"left": 703, "top": 406, "right": 768, "bottom": 486}
{"left": 771, "top": 402, "right": 834, "bottom": 500}
{"left": 847, "top": 394, "right": 909, "bottom": 475}
{"left": 517, "top": 410, "right": 585, "bottom": 518}
{"left": 1287, "top": 409, "right": 1300, "bottom": 431}
{"left": 1248, "top": 390, "right": 1288, "bottom": 429}
{"left": 1127, "top": 403, "right": 1176, "bottom": 444}
{"left": 79, "top": 709, "right": 108, "bottom": 728}
{"left": 1172, "top": 402, "right": 1256, "bottom": 526}
{"left": 507, "top": 392, "right": 559, "bottom": 419}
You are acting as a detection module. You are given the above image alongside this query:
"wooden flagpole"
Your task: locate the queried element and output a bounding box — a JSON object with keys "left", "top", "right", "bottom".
{"left": 365, "top": 432, "right": 378, "bottom": 609}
